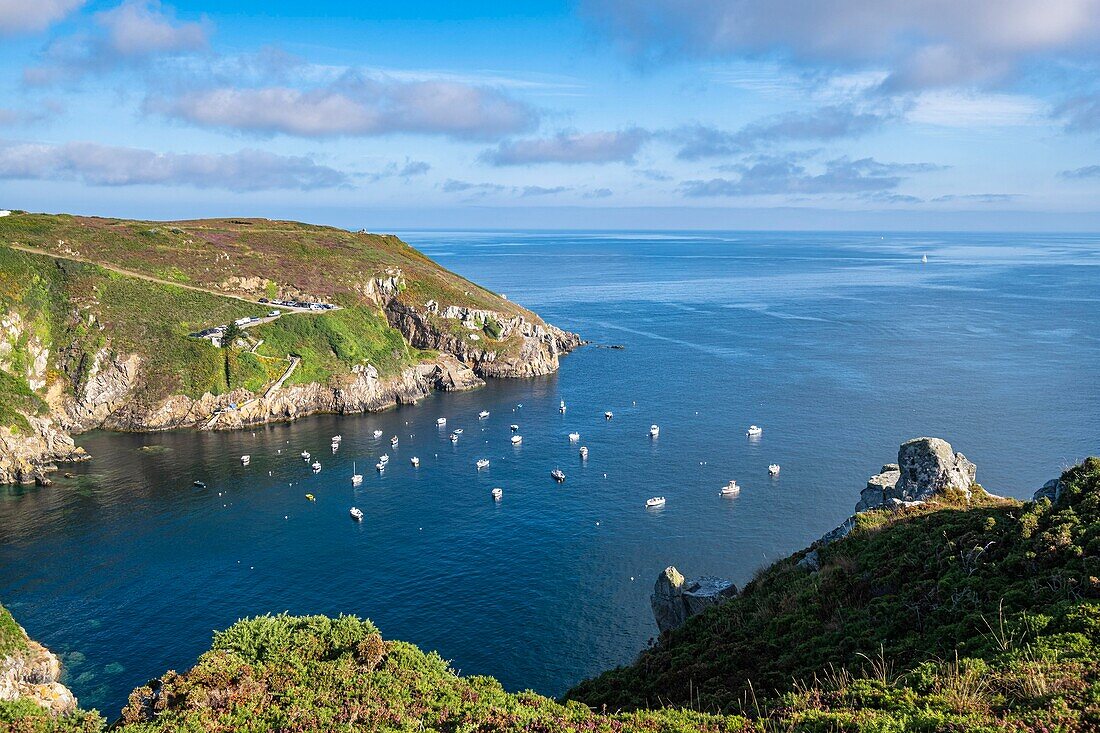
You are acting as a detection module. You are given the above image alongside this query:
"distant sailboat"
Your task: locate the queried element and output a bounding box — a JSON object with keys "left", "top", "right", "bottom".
{"left": 921, "top": 254, "right": 928, "bottom": 264}
{"left": 351, "top": 462, "right": 363, "bottom": 486}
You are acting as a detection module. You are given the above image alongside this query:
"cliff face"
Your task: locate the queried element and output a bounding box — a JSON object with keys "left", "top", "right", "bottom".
{"left": 0, "top": 607, "right": 78, "bottom": 717}
{"left": 0, "top": 416, "right": 89, "bottom": 486}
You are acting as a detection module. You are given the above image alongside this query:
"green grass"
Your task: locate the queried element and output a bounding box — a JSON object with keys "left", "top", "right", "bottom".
{"left": 0, "top": 369, "right": 46, "bottom": 434}
{"left": 0, "top": 603, "right": 28, "bottom": 657}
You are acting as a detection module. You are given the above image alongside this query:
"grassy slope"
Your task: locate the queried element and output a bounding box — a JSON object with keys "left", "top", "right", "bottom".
{"left": 568, "top": 461, "right": 1100, "bottom": 730}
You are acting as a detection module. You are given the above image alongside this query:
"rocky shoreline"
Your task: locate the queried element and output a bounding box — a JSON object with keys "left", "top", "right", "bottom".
{"left": 0, "top": 283, "right": 583, "bottom": 484}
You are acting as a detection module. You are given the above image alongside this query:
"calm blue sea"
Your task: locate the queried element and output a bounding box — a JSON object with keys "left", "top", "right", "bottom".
{"left": 1, "top": 231, "right": 1098, "bottom": 716}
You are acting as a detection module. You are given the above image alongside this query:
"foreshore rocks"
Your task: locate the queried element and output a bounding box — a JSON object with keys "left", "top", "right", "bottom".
{"left": 651, "top": 566, "right": 738, "bottom": 634}
{"left": 0, "top": 620, "right": 77, "bottom": 716}
{"left": 0, "top": 416, "right": 89, "bottom": 485}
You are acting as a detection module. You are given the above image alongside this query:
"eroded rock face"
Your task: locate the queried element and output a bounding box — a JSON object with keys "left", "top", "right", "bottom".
{"left": 1033, "top": 478, "right": 1063, "bottom": 504}
{"left": 0, "top": 631, "right": 77, "bottom": 716}
{"left": 855, "top": 438, "right": 976, "bottom": 512}
{"left": 650, "top": 566, "right": 738, "bottom": 634}
{"left": 0, "top": 416, "right": 89, "bottom": 485}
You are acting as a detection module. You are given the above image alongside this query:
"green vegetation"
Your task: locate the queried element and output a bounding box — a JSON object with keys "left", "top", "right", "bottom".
{"left": 568, "top": 458, "right": 1100, "bottom": 731}
{"left": 0, "top": 603, "right": 27, "bottom": 657}
{"left": 0, "top": 698, "right": 104, "bottom": 732}
{"left": 0, "top": 370, "right": 45, "bottom": 434}
{"left": 2, "top": 461, "right": 1098, "bottom": 731}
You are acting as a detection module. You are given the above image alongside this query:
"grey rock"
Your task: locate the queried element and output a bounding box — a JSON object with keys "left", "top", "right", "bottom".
{"left": 797, "top": 549, "right": 821, "bottom": 572}
{"left": 1033, "top": 478, "right": 1062, "bottom": 504}
{"left": 855, "top": 437, "right": 976, "bottom": 512}
{"left": 650, "top": 566, "right": 737, "bottom": 633}
{"left": 0, "top": 624, "right": 77, "bottom": 716}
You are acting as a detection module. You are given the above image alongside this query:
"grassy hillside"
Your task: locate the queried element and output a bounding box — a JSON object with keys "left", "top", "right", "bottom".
{"left": 0, "top": 212, "right": 528, "bottom": 319}
{"left": 569, "top": 459, "right": 1100, "bottom": 730}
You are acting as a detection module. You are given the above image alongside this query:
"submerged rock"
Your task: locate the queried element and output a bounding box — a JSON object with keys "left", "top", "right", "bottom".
{"left": 650, "top": 566, "right": 737, "bottom": 633}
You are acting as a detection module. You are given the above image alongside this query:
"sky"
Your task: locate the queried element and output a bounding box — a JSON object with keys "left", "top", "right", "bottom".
{"left": 3, "top": 0, "right": 1100, "bottom": 230}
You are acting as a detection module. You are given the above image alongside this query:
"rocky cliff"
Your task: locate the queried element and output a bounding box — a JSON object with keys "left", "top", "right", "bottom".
{"left": 0, "top": 607, "right": 77, "bottom": 717}
{"left": 0, "top": 416, "right": 89, "bottom": 486}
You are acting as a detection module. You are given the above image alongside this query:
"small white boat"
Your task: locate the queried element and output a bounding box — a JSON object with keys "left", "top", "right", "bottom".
{"left": 649, "top": 424, "right": 660, "bottom": 437}
{"left": 476, "top": 458, "right": 490, "bottom": 470}
{"left": 436, "top": 417, "right": 447, "bottom": 426}
{"left": 551, "top": 468, "right": 566, "bottom": 482}
{"left": 331, "top": 442, "right": 339, "bottom": 451}
{"left": 373, "top": 430, "right": 383, "bottom": 438}
{"left": 559, "top": 399, "right": 566, "bottom": 413}
{"left": 379, "top": 454, "right": 389, "bottom": 465}
{"left": 511, "top": 434, "right": 522, "bottom": 445}
{"left": 375, "top": 462, "right": 385, "bottom": 472}
{"left": 301, "top": 451, "right": 310, "bottom": 460}
{"left": 351, "top": 462, "right": 363, "bottom": 486}
{"left": 240, "top": 455, "right": 250, "bottom": 465}
{"left": 331, "top": 435, "right": 342, "bottom": 443}
{"left": 746, "top": 425, "right": 763, "bottom": 437}
{"left": 568, "top": 432, "right": 580, "bottom": 442}
{"left": 605, "top": 411, "right": 613, "bottom": 420}
{"left": 645, "top": 496, "right": 666, "bottom": 508}
{"left": 453, "top": 428, "right": 463, "bottom": 434}
{"left": 349, "top": 507, "right": 364, "bottom": 521}
{"left": 411, "top": 456, "right": 420, "bottom": 467}
{"left": 491, "top": 487, "right": 503, "bottom": 501}
{"left": 478, "top": 410, "right": 490, "bottom": 419}
{"left": 921, "top": 254, "right": 928, "bottom": 263}
{"left": 579, "top": 446, "right": 588, "bottom": 460}
{"left": 390, "top": 436, "right": 399, "bottom": 447}
{"left": 510, "top": 424, "right": 519, "bottom": 432}
{"left": 720, "top": 480, "right": 740, "bottom": 496}
{"left": 450, "top": 432, "right": 459, "bottom": 443}
{"left": 768, "top": 464, "right": 781, "bottom": 476}
{"left": 311, "top": 461, "right": 321, "bottom": 472}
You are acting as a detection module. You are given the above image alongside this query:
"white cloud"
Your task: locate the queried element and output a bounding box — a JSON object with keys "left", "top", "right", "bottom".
{"left": 0, "top": 141, "right": 346, "bottom": 190}
{"left": 0, "top": 0, "right": 83, "bottom": 35}
{"left": 584, "top": 0, "right": 1100, "bottom": 88}
{"left": 146, "top": 76, "right": 537, "bottom": 141}
{"left": 906, "top": 90, "right": 1048, "bottom": 127}
{"left": 480, "top": 129, "right": 650, "bottom": 165}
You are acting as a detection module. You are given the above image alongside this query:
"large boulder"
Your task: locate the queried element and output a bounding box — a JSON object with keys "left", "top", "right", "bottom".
{"left": 650, "top": 566, "right": 737, "bottom": 634}
{"left": 1033, "top": 478, "right": 1063, "bottom": 504}
{"left": 855, "top": 438, "right": 975, "bottom": 512}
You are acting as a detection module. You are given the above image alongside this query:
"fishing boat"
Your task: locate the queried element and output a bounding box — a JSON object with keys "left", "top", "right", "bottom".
{"left": 510, "top": 424, "right": 519, "bottom": 431}
{"left": 331, "top": 442, "right": 339, "bottom": 451}
{"left": 331, "top": 435, "right": 342, "bottom": 443}
{"left": 193, "top": 480, "right": 206, "bottom": 488}
{"left": 568, "top": 432, "right": 580, "bottom": 442}
{"left": 559, "top": 399, "right": 566, "bottom": 413}
{"left": 746, "top": 425, "right": 763, "bottom": 437}
{"left": 410, "top": 456, "right": 420, "bottom": 467}
{"left": 605, "top": 411, "right": 613, "bottom": 420}
{"left": 650, "top": 424, "right": 660, "bottom": 437}
{"left": 768, "top": 464, "right": 781, "bottom": 476}
{"left": 373, "top": 429, "right": 383, "bottom": 438}
{"left": 720, "top": 480, "right": 740, "bottom": 496}
{"left": 351, "top": 463, "right": 363, "bottom": 486}
{"left": 349, "top": 507, "right": 364, "bottom": 521}
{"left": 476, "top": 458, "right": 490, "bottom": 470}
{"left": 240, "top": 455, "right": 250, "bottom": 465}
{"left": 645, "top": 496, "right": 666, "bottom": 508}
{"left": 551, "top": 469, "right": 566, "bottom": 482}
{"left": 305, "top": 493, "right": 315, "bottom": 501}
{"left": 579, "top": 446, "right": 588, "bottom": 459}
{"left": 491, "top": 487, "right": 503, "bottom": 501}
{"left": 436, "top": 417, "right": 447, "bottom": 426}
{"left": 375, "top": 461, "right": 386, "bottom": 472}
{"left": 511, "top": 434, "right": 522, "bottom": 445}
{"left": 450, "top": 432, "right": 459, "bottom": 443}
{"left": 391, "top": 436, "right": 399, "bottom": 447}
{"left": 478, "top": 410, "right": 490, "bottom": 419}
{"left": 311, "top": 461, "right": 321, "bottom": 472}
{"left": 453, "top": 428, "right": 463, "bottom": 434}
{"left": 379, "top": 454, "right": 389, "bottom": 465}
{"left": 301, "top": 451, "right": 311, "bottom": 460}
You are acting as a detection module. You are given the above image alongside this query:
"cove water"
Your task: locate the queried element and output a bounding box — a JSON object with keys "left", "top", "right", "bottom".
{"left": 1, "top": 231, "right": 1098, "bottom": 716}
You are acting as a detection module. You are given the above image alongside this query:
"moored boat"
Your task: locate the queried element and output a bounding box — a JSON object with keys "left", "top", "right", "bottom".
{"left": 746, "top": 425, "right": 763, "bottom": 437}
{"left": 305, "top": 493, "right": 315, "bottom": 501}
{"left": 551, "top": 468, "right": 566, "bottom": 482}
{"left": 349, "top": 507, "right": 364, "bottom": 521}
{"left": 301, "top": 451, "right": 311, "bottom": 460}
{"left": 568, "top": 431, "right": 580, "bottom": 442}
{"left": 645, "top": 496, "right": 666, "bottom": 508}
{"left": 311, "top": 461, "right": 321, "bottom": 472}
{"left": 768, "top": 464, "right": 781, "bottom": 476}
{"left": 436, "top": 417, "right": 447, "bottom": 426}
{"left": 479, "top": 410, "right": 490, "bottom": 419}
{"left": 511, "top": 434, "right": 522, "bottom": 445}
{"left": 411, "top": 456, "right": 420, "bottom": 467}
{"left": 373, "top": 430, "right": 383, "bottom": 438}
{"left": 605, "top": 411, "right": 613, "bottom": 420}
{"left": 476, "top": 458, "right": 490, "bottom": 470}
{"left": 510, "top": 424, "right": 519, "bottom": 432}
{"left": 193, "top": 480, "right": 206, "bottom": 488}
{"left": 579, "top": 446, "right": 588, "bottom": 459}
{"left": 491, "top": 487, "right": 503, "bottom": 501}
{"left": 650, "top": 424, "right": 660, "bottom": 437}
{"left": 720, "top": 480, "right": 740, "bottom": 496}
{"left": 351, "top": 462, "right": 363, "bottom": 486}
{"left": 240, "top": 455, "right": 250, "bottom": 465}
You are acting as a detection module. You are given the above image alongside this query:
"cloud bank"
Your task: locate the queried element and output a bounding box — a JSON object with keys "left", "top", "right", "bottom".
{"left": 481, "top": 128, "right": 650, "bottom": 165}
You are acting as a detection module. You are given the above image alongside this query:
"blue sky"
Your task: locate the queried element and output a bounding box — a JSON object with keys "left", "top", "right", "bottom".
{"left": 3, "top": 0, "right": 1100, "bottom": 230}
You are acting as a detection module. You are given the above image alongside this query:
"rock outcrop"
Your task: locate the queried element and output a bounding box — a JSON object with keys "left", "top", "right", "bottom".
{"left": 0, "top": 617, "right": 77, "bottom": 716}
{"left": 855, "top": 437, "right": 976, "bottom": 512}
{"left": 0, "top": 416, "right": 89, "bottom": 485}
{"left": 651, "top": 566, "right": 738, "bottom": 634}
{"left": 1033, "top": 478, "right": 1063, "bottom": 504}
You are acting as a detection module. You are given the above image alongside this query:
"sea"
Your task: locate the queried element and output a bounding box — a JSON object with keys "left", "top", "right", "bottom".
{"left": 1, "top": 230, "right": 1097, "bottom": 716}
